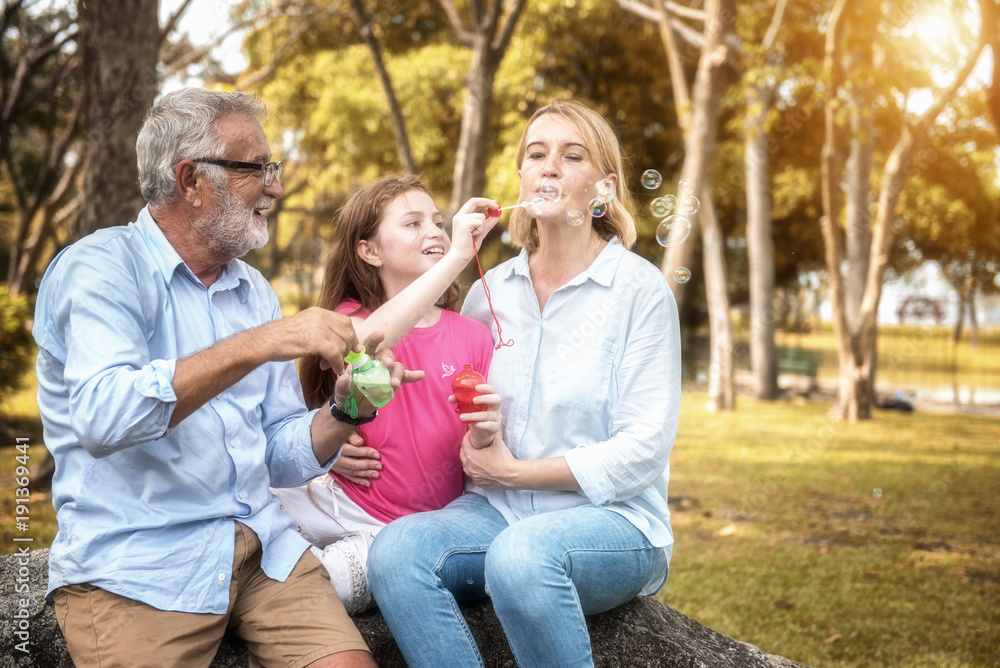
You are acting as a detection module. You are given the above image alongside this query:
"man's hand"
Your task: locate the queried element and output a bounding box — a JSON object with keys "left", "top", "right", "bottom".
{"left": 260, "top": 307, "right": 360, "bottom": 375}
{"left": 313, "top": 331, "right": 425, "bottom": 466}
{"left": 330, "top": 331, "right": 425, "bottom": 417}
{"left": 330, "top": 432, "right": 382, "bottom": 487}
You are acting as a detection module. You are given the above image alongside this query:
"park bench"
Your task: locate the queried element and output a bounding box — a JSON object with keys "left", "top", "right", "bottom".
{"left": 776, "top": 347, "right": 823, "bottom": 396}
{"left": 777, "top": 347, "right": 823, "bottom": 378}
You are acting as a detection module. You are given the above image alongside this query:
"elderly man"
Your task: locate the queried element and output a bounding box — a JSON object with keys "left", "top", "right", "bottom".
{"left": 33, "top": 88, "right": 409, "bottom": 667}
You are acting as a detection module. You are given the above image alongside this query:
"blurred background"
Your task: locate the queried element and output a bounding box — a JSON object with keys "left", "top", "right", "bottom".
{"left": 1, "top": 1, "right": 998, "bottom": 666}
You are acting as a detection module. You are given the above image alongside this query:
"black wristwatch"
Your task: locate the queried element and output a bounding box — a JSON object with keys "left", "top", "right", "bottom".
{"left": 329, "top": 398, "right": 378, "bottom": 426}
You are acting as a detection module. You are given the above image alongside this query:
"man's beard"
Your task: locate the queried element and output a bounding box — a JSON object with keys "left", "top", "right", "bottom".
{"left": 195, "top": 185, "right": 271, "bottom": 261}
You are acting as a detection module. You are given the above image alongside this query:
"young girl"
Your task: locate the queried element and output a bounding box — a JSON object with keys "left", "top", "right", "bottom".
{"left": 273, "top": 175, "right": 502, "bottom": 613}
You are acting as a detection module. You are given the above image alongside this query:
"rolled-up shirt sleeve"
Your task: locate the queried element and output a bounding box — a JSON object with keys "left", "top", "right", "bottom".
{"left": 563, "top": 278, "right": 681, "bottom": 506}
{"left": 38, "top": 244, "right": 181, "bottom": 457}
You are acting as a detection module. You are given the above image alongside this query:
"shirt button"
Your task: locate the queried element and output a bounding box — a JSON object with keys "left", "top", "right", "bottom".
{"left": 229, "top": 440, "right": 236, "bottom": 448}
{"left": 217, "top": 573, "right": 226, "bottom": 587}
{"left": 159, "top": 425, "right": 167, "bottom": 432}
{"left": 238, "top": 491, "right": 244, "bottom": 500}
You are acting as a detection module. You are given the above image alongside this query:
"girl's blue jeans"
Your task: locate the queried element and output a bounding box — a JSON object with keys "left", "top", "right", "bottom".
{"left": 367, "top": 493, "right": 663, "bottom": 668}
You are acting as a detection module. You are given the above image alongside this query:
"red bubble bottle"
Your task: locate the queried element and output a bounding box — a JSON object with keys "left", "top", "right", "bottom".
{"left": 452, "top": 364, "right": 485, "bottom": 415}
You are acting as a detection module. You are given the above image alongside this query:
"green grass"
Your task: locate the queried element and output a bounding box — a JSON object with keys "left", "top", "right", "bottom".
{"left": 660, "top": 393, "right": 1000, "bottom": 668}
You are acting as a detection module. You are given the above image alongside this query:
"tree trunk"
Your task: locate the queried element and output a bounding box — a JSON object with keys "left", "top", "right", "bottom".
{"left": 76, "top": 0, "right": 159, "bottom": 238}
{"left": 441, "top": 0, "right": 527, "bottom": 216}
{"left": 843, "top": 32, "right": 878, "bottom": 398}
{"left": 951, "top": 289, "right": 966, "bottom": 343}
{"left": 658, "top": 0, "right": 735, "bottom": 411}
{"left": 969, "top": 284, "right": 979, "bottom": 349}
{"left": 449, "top": 38, "right": 497, "bottom": 214}
{"left": 745, "top": 82, "right": 779, "bottom": 399}
{"left": 819, "top": 0, "right": 861, "bottom": 420}
{"left": 701, "top": 194, "right": 735, "bottom": 411}
{"left": 348, "top": 0, "right": 416, "bottom": 174}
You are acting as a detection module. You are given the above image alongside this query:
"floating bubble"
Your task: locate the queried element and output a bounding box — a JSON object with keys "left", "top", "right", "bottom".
{"left": 873, "top": 488, "right": 882, "bottom": 498}
{"left": 649, "top": 195, "right": 676, "bottom": 217}
{"left": 655, "top": 215, "right": 692, "bottom": 248}
{"left": 641, "top": 169, "right": 662, "bottom": 190}
{"left": 673, "top": 267, "right": 692, "bottom": 284}
{"left": 588, "top": 198, "right": 608, "bottom": 218}
{"left": 526, "top": 196, "right": 546, "bottom": 217}
{"left": 539, "top": 178, "right": 563, "bottom": 203}
{"left": 594, "top": 178, "right": 617, "bottom": 204}
{"left": 677, "top": 178, "right": 695, "bottom": 197}
{"left": 566, "top": 210, "right": 585, "bottom": 226}
{"left": 681, "top": 195, "right": 701, "bottom": 214}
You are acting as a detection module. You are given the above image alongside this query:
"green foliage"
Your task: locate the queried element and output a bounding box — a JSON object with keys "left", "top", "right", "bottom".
{"left": 0, "top": 287, "right": 34, "bottom": 404}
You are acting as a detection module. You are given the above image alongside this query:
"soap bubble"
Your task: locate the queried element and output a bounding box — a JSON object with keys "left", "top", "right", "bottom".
{"left": 588, "top": 198, "right": 608, "bottom": 218}
{"left": 673, "top": 267, "right": 692, "bottom": 284}
{"left": 681, "top": 195, "right": 701, "bottom": 214}
{"left": 641, "top": 169, "right": 662, "bottom": 190}
{"left": 655, "top": 215, "right": 692, "bottom": 248}
{"left": 677, "top": 178, "right": 695, "bottom": 197}
{"left": 873, "top": 488, "right": 882, "bottom": 498}
{"left": 539, "top": 178, "right": 563, "bottom": 203}
{"left": 649, "top": 195, "right": 676, "bottom": 217}
{"left": 594, "top": 178, "right": 616, "bottom": 204}
{"left": 566, "top": 210, "right": 585, "bottom": 226}
{"left": 526, "top": 196, "right": 546, "bottom": 217}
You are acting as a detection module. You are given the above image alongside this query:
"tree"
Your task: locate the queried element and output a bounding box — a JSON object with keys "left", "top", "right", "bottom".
{"left": 741, "top": 0, "right": 789, "bottom": 400}
{"left": 347, "top": 0, "right": 416, "bottom": 174}
{"left": 1, "top": 0, "right": 82, "bottom": 296}
{"left": 439, "top": 0, "right": 527, "bottom": 216}
{"left": 75, "top": 0, "right": 160, "bottom": 238}
{"left": 619, "top": 0, "right": 738, "bottom": 411}
{"left": 896, "top": 90, "right": 1000, "bottom": 349}
{"left": 819, "top": 0, "right": 995, "bottom": 421}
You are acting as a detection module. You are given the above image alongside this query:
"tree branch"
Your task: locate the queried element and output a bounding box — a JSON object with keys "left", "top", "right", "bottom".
{"left": 761, "top": 0, "right": 789, "bottom": 51}
{"left": 491, "top": 0, "right": 528, "bottom": 55}
{"left": 160, "top": 0, "right": 303, "bottom": 80}
{"left": 235, "top": 8, "right": 337, "bottom": 91}
{"left": 438, "top": 0, "right": 473, "bottom": 45}
{"left": 159, "top": 0, "right": 195, "bottom": 48}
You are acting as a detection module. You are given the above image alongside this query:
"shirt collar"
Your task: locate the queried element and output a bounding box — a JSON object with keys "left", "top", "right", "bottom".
{"left": 503, "top": 239, "right": 624, "bottom": 288}
{"left": 137, "top": 206, "right": 252, "bottom": 302}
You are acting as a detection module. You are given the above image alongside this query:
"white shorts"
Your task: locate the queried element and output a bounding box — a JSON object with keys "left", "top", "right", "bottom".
{"left": 272, "top": 475, "right": 386, "bottom": 547}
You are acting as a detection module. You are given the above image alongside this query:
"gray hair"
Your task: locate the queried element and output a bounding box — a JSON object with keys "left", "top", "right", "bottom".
{"left": 137, "top": 88, "right": 267, "bottom": 207}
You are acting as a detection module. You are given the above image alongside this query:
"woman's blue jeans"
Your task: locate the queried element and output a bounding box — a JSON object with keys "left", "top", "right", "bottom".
{"left": 367, "top": 493, "right": 663, "bottom": 668}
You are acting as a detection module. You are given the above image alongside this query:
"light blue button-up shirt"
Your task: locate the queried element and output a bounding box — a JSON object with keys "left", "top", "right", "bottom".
{"left": 461, "top": 241, "right": 681, "bottom": 595}
{"left": 33, "top": 207, "right": 328, "bottom": 613}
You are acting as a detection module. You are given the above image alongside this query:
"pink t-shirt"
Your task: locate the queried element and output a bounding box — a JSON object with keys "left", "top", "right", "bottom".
{"left": 333, "top": 300, "right": 494, "bottom": 523}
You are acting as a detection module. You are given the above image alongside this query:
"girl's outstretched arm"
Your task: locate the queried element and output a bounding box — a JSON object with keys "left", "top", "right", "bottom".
{"left": 354, "top": 197, "right": 499, "bottom": 350}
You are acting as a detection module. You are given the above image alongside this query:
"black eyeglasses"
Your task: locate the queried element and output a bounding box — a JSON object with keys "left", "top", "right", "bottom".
{"left": 193, "top": 159, "right": 282, "bottom": 187}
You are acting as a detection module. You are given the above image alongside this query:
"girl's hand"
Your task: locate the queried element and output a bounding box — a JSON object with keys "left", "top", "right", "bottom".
{"left": 449, "top": 197, "right": 500, "bottom": 261}
{"left": 330, "top": 431, "right": 382, "bottom": 487}
{"left": 453, "top": 384, "right": 502, "bottom": 449}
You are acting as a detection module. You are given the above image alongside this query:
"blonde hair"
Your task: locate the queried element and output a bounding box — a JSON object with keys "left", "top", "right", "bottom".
{"left": 508, "top": 100, "right": 636, "bottom": 252}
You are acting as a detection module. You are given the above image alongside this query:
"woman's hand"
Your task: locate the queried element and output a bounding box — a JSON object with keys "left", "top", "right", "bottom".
{"left": 330, "top": 431, "right": 382, "bottom": 487}
{"left": 460, "top": 432, "right": 519, "bottom": 489}
{"left": 454, "top": 383, "right": 502, "bottom": 449}
{"left": 449, "top": 197, "right": 500, "bottom": 262}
